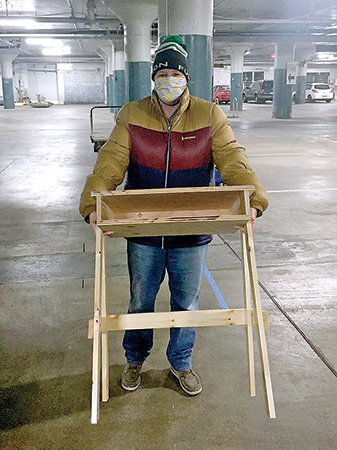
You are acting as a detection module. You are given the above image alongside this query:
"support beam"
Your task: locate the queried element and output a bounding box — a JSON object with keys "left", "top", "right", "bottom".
{"left": 272, "top": 40, "right": 295, "bottom": 119}
{"left": 97, "top": 43, "right": 114, "bottom": 107}
{"left": 223, "top": 43, "right": 250, "bottom": 111}
{"left": 158, "top": 0, "right": 213, "bottom": 101}
{"left": 0, "top": 49, "right": 19, "bottom": 109}
{"left": 102, "top": 0, "right": 157, "bottom": 102}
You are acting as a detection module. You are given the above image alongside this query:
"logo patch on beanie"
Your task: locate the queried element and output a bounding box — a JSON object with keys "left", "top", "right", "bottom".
{"left": 152, "top": 35, "right": 190, "bottom": 80}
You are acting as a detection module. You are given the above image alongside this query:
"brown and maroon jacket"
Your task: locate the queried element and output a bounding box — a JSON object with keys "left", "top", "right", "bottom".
{"left": 80, "top": 88, "right": 268, "bottom": 248}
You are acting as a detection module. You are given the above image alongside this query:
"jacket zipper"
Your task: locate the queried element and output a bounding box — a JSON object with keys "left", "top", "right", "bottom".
{"left": 162, "top": 114, "right": 176, "bottom": 249}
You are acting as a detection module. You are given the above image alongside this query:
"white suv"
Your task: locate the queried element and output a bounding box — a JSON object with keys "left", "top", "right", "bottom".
{"left": 306, "top": 83, "right": 334, "bottom": 103}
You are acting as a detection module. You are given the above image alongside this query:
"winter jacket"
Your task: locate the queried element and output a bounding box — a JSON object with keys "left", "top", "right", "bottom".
{"left": 79, "top": 88, "right": 268, "bottom": 248}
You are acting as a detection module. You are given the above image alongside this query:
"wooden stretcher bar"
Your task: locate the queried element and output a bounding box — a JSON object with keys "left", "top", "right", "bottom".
{"left": 88, "top": 309, "right": 269, "bottom": 337}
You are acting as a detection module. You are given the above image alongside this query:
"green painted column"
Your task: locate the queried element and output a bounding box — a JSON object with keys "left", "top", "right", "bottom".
{"left": 230, "top": 73, "right": 243, "bottom": 111}
{"left": 272, "top": 41, "right": 295, "bottom": 119}
{"left": 2, "top": 78, "right": 15, "bottom": 109}
{"left": 112, "top": 39, "right": 125, "bottom": 112}
{"left": 97, "top": 44, "right": 114, "bottom": 108}
{"left": 101, "top": 0, "right": 157, "bottom": 102}
{"left": 158, "top": 0, "right": 213, "bottom": 101}
{"left": 0, "top": 51, "right": 19, "bottom": 109}
{"left": 108, "top": 74, "right": 114, "bottom": 106}
{"left": 294, "top": 44, "right": 315, "bottom": 105}
{"left": 126, "top": 61, "right": 151, "bottom": 102}
{"left": 182, "top": 34, "right": 212, "bottom": 101}
{"left": 295, "top": 62, "right": 307, "bottom": 104}
{"left": 223, "top": 43, "right": 250, "bottom": 111}
{"left": 113, "top": 70, "right": 125, "bottom": 110}
{"left": 273, "top": 69, "right": 293, "bottom": 119}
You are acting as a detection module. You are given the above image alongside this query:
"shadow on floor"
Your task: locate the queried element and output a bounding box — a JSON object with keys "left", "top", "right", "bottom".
{"left": 0, "top": 366, "right": 183, "bottom": 430}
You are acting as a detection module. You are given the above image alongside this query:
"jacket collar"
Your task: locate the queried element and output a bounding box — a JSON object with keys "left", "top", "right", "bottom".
{"left": 151, "top": 87, "right": 190, "bottom": 122}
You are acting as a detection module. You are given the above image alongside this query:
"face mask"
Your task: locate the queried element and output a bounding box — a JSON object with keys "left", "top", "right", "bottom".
{"left": 154, "top": 76, "right": 187, "bottom": 105}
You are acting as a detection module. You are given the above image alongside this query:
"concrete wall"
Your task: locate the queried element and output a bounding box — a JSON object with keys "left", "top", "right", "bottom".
{"left": 11, "top": 61, "right": 105, "bottom": 104}
{"left": 213, "top": 66, "right": 231, "bottom": 85}
{"left": 27, "top": 71, "right": 58, "bottom": 103}
{"left": 63, "top": 68, "right": 105, "bottom": 104}
{"left": 214, "top": 64, "right": 275, "bottom": 87}
{"left": 307, "top": 64, "right": 337, "bottom": 86}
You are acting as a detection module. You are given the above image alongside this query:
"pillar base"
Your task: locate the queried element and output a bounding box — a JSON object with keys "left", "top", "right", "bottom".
{"left": 230, "top": 73, "right": 243, "bottom": 111}
{"left": 2, "top": 78, "right": 15, "bottom": 109}
{"left": 126, "top": 62, "right": 151, "bottom": 102}
{"left": 113, "top": 70, "right": 125, "bottom": 112}
{"left": 294, "top": 76, "right": 306, "bottom": 104}
{"left": 183, "top": 35, "right": 212, "bottom": 101}
{"left": 272, "top": 69, "right": 292, "bottom": 119}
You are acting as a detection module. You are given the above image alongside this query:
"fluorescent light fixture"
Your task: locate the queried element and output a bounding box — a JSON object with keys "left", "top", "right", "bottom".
{"left": 42, "top": 46, "right": 71, "bottom": 56}
{"left": 0, "top": 18, "right": 36, "bottom": 28}
{"left": 26, "top": 38, "right": 70, "bottom": 56}
{"left": 57, "top": 63, "right": 73, "bottom": 70}
{"left": 9, "top": 0, "right": 35, "bottom": 12}
{"left": 316, "top": 52, "right": 335, "bottom": 60}
{"left": 26, "top": 38, "right": 64, "bottom": 47}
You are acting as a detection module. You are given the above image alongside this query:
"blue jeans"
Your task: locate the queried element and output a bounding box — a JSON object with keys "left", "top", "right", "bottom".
{"left": 123, "top": 241, "right": 208, "bottom": 371}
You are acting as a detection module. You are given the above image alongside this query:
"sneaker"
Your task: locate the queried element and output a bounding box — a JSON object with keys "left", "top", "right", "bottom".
{"left": 121, "top": 363, "right": 142, "bottom": 391}
{"left": 170, "top": 366, "right": 202, "bottom": 396}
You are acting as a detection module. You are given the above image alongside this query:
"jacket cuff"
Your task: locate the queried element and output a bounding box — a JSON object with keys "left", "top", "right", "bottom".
{"left": 251, "top": 203, "right": 264, "bottom": 217}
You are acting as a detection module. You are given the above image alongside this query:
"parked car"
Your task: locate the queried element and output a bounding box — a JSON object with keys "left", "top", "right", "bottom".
{"left": 242, "top": 80, "right": 273, "bottom": 103}
{"left": 305, "top": 83, "right": 334, "bottom": 103}
{"left": 213, "top": 85, "right": 231, "bottom": 104}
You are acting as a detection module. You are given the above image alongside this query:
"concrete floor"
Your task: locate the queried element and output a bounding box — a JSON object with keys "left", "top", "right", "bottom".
{"left": 0, "top": 100, "right": 336, "bottom": 450}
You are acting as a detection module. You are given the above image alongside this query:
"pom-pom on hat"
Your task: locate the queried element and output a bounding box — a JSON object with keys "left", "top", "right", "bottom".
{"left": 152, "top": 35, "right": 190, "bottom": 81}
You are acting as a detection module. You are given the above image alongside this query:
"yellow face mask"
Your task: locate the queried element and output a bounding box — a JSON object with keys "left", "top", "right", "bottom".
{"left": 154, "top": 76, "right": 187, "bottom": 105}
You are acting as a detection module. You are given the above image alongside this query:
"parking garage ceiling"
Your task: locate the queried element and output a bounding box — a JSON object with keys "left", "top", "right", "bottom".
{"left": 0, "top": 0, "right": 337, "bottom": 65}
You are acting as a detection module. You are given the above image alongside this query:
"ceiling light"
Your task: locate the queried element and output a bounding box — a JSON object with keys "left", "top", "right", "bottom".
{"left": 316, "top": 52, "right": 335, "bottom": 60}
{"left": 42, "top": 46, "right": 71, "bottom": 56}
{"left": 57, "top": 63, "right": 73, "bottom": 70}
{"left": 1, "top": 0, "right": 36, "bottom": 13}
{"left": 0, "top": 18, "right": 36, "bottom": 28}
{"left": 26, "top": 38, "right": 64, "bottom": 47}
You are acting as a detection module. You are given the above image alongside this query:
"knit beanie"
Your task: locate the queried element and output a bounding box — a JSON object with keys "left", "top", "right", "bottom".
{"left": 152, "top": 35, "right": 190, "bottom": 81}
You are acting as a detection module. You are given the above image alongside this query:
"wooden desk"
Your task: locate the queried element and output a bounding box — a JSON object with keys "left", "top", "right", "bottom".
{"left": 88, "top": 186, "right": 275, "bottom": 423}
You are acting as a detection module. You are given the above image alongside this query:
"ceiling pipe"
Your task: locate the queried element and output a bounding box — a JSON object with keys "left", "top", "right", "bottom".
{"left": 0, "top": 15, "right": 334, "bottom": 28}
{"left": 87, "top": 0, "right": 97, "bottom": 26}
{"left": 213, "top": 18, "right": 336, "bottom": 25}
{"left": 0, "top": 15, "right": 121, "bottom": 25}
{"left": 0, "top": 29, "right": 119, "bottom": 38}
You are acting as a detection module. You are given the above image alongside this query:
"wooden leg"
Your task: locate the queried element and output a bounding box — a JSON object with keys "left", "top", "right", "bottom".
{"left": 101, "top": 237, "right": 109, "bottom": 402}
{"left": 245, "top": 223, "right": 276, "bottom": 419}
{"left": 241, "top": 231, "right": 256, "bottom": 397}
{"left": 91, "top": 227, "right": 103, "bottom": 425}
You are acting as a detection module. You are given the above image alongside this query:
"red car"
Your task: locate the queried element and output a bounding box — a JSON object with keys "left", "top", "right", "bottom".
{"left": 212, "top": 85, "right": 231, "bottom": 104}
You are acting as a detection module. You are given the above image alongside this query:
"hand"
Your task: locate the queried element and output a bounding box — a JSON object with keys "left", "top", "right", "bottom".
{"left": 89, "top": 211, "right": 114, "bottom": 236}
{"left": 235, "top": 207, "right": 258, "bottom": 233}
{"left": 89, "top": 211, "right": 98, "bottom": 234}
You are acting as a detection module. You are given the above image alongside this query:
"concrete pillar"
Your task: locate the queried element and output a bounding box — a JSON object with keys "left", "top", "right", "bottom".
{"left": 223, "top": 44, "right": 249, "bottom": 111}
{"left": 102, "top": 0, "right": 157, "bottom": 102}
{"left": 272, "top": 40, "right": 295, "bottom": 119}
{"left": 294, "top": 43, "right": 315, "bottom": 104}
{"left": 0, "top": 50, "right": 19, "bottom": 109}
{"left": 113, "top": 39, "right": 125, "bottom": 111}
{"left": 97, "top": 43, "right": 114, "bottom": 106}
{"left": 295, "top": 62, "right": 307, "bottom": 104}
{"left": 158, "top": 0, "right": 213, "bottom": 101}
{"left": 56, "top": 67, "right": 65, "bottom": 105}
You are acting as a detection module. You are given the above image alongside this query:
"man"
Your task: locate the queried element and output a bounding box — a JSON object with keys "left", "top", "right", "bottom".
{"left": 79, "top": 35, "right": 268, "bottom": 396}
